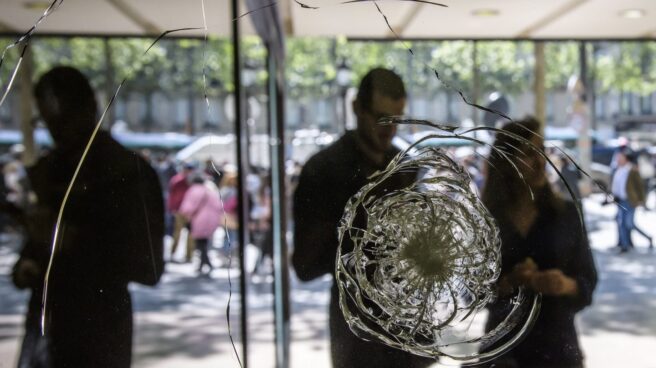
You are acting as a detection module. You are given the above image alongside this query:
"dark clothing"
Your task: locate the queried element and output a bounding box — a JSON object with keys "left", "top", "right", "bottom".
{"left": 484, "top": 200, "right": 597, "bottom": 368}
{"left": 195, "top": 238, "right": 213, "bottom": 272}
{"left": 613, "top": 166, "right": 650, "bottom": 249}
{"left": 558, "top": 162, "right": 582, "bottom": 201}
{"left": 15, "top": 132, "right": 165, "bottom": 368}
{"left": 626, "top": 167, "right": 647, "bottom": 208}
{"left": 293, "top": 131, "right": 432, "bottom": 368}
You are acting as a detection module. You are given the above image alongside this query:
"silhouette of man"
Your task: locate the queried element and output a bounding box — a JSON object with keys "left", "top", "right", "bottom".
{"left": 293, "top": 68, "right": 432, "bottom": 368}
{"left": 12, "top": 66, "right": 164, "bottom": 367}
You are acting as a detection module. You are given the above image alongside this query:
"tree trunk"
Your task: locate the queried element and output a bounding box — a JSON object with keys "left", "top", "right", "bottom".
{"left": 144, "top": 92, "right": 154, "bottom": 132}
{"left": 446, "top": 91, "right": 453, "bottom": 122}
{"left": 187, "top": 89, "right": 195, "bottom": 135}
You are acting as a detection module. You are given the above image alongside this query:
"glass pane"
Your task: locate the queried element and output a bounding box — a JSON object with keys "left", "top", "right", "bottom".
{"left": 0, "top": 6, "right": 271, "bottom": 365}
{"left": 1, "top": 2, "right": 656, "bottom": 368}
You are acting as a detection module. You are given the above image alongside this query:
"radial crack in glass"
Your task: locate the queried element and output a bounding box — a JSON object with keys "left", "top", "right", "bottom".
{"left": 336, "top": 138, "right": 541, "bottom": 365}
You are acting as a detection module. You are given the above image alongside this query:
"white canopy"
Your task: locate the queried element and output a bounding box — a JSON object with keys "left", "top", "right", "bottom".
{"left": 1, "top": 0, "right": 655, "bottom": 39}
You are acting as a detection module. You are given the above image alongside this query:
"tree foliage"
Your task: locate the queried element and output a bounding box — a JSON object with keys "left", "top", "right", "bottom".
{"left": 340, "top": 40, "right": 411, "bottom": 86}
{"left": 477, "top": 41, "right": 532, "bottom": 95}
{"left": 285, "top": 37, "right": 336, "bottom": 99}
{"left": 544, "top": 42, "right": 578, "bottom": 90}
{"left": 595, "top": 42, "right": 656, "bottom": 96}
{"left": 27, "top": 36, "right": 236, "bottom": 97}
{"left": 4, "top": 36, "right": 654, "bottom": 111}
{"left": 429, "top": 41, "right": 475, "bottom": 92}
{"left": 0, "top": 38, "right": 22, "bottom": 91}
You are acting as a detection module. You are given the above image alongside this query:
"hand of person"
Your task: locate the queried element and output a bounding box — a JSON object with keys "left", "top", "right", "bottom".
{"left": 512, "top": 257, "right": 538, "bottom": 286}
{"left": 12, "top": 259, "right": 41, "bottom": 289}
{"left": 529, "top": 269, "right": 578, "bottom": 296}
{"left": 497, "top": 258, "right": 538, "bottom": 296}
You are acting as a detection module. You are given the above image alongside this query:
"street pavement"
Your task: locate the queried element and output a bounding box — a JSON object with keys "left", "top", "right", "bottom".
{"left": 0, "top": 193, "right": 655, "bottom": 368}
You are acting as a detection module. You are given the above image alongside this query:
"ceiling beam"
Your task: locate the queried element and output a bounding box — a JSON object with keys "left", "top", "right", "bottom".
{"left": 387, "top": 2, "right": 425, "bottom": 38}
{"left": 106, "top": 0, "right": 161, "bottom": 35}
{"left": 516, "top": 0, "right": 588, "bottom": 38}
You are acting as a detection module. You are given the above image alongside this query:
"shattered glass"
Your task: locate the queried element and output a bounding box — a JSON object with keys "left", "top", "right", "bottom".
{"left": 336, "top": 120, "right": 544, "bottom": 364}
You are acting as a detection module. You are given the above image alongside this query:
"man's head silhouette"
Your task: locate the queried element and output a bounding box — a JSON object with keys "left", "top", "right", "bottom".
{"left": 34, "top": 66, "right": 97, "bottom": 148}
{"left": 352, "top": 68, "right": 406, "bottom": 156}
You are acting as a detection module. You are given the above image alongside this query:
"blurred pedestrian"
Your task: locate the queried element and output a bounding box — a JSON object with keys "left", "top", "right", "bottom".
{"left": 252, "top": 174, "right": 272, "bottom": 275}
{"left": 4, "top": 144, "right": 30, "bottom": 209}
{"left": 168, "top": 162, "right": 195, "bottom": 262}
{"left": 556, "top": 152, "right": 582, "bottom": 202}
{"left": 204, "top": 158, "right": 223, "bottom": 187}
{"left": 220, "top": 171, "right": 240, "bottom": 259}
{"left": 179, "top": 172, "right": 223, "bottom": 274}
{"left": 612, "top": 148, "right": 652, "bottom": 252}
{"left": 155, "top": 153, "right": 177, "bottom": 197}
{"left": 480, "top": 117, "right": 597, "bottom": 368}
{"left": 0, "top": 159, "right": 19, "bottom": 238}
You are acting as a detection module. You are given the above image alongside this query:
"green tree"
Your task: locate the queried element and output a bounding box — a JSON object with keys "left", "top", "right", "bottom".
{"left": 477, "top": 41, "right": 532, "bottom": 95}
{"left": 0, "top": 38, "right": 23, "bottom": 125}
{"left": 341, "top": 40, "right": 410, "bottom": 85}
{"left": 32, "top": 38, "right": 107, "bottom": 89}
{"left": 0, "top": 38, "right": 24, "bottom": 87}
{"left": 164, "top": 38, "right": 233, "bottom": 97}
{"left": 544, "top": 42, "right": 578, "bottom": 91}
{"left": 286, "top": 37, "right": 337, "bottom": 100}
{"left": 595, "top": 42, "right": 656, "bottom": 96}
{"left": 428, "top": 41, "right": 474, "bottom": 90}
{"left": 427, "top": 41, "right": 474, "bottom": 120}
{"left": 108, "top": 38, "right": 171, "bottom": 130}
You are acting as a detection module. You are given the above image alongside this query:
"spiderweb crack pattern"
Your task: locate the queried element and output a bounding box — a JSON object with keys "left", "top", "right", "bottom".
{"left": 336, "top": 146, "right": 540, "bottom": 364}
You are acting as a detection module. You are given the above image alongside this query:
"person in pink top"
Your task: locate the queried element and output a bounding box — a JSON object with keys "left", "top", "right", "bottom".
{"left": 167, "top": 163, "right": 194, "bottom": 262}
{"left": 180, "top": 173, "right": 223, "bottom": 274}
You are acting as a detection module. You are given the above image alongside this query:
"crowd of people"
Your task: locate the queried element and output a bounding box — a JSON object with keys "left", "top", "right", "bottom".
{"left": 146, "top": 155, "right": 280, "bottom": 276}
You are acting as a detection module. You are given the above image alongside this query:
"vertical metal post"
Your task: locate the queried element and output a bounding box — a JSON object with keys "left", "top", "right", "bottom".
{"left": 472, "top": 40, "right": 480, "bottom": 125}
{"left": 639, "top": 44, "right": 652, "bottom": 114}
{"left": 534, "top": 41, "right": 546, "bottom": 132}
{"left": 590, "top": 43, "right": 599, "bottom": 131}
{"left": 267, "top": 45, "right": 290, "bottom": 368}
{"left": 577, "top": 41, "right": 592, "bottom": 192}
{"left": 187, "top": 49, "right": 196, "bottom": 135}
{"left": 231, "top": 0, "right": 249, "bottom": 366}
{"left": 579, "top": 42, "right": 588, "bottom": 102}
{"left": 406, "top": 47, "right": 414, "bottom": 117}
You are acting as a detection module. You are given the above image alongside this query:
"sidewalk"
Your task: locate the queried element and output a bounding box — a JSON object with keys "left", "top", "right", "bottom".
{"left": 0, "top": 194, "right": 655, "bottom": 368}
{"left": 577, "top": 194, "right": 656, "bottom": 368}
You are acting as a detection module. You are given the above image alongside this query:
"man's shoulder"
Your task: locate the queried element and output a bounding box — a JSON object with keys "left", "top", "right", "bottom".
{"left": 92, "top": 133, "right": 137, "bottom": 163}
{"left": 559, "top": 199, "right": 581, "bottom": 218}
{"left": 303, "top": 133, "right": 355, "bottom": 172}
{"left": 95, "top": 135, "right": 160, "bottom": 184}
